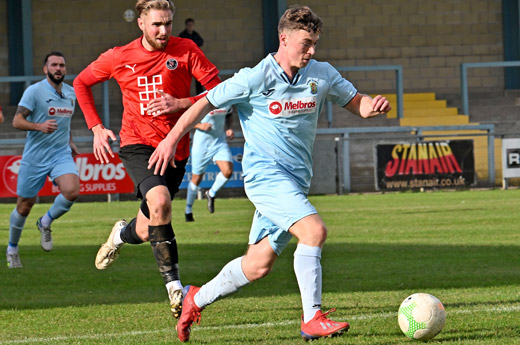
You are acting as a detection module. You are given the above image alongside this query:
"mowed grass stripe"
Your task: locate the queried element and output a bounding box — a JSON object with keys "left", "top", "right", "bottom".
{"left": 2, "top": 304, "right": 520, "bottom": 344}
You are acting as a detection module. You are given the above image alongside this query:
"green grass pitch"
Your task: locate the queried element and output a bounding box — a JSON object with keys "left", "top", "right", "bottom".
{"left": 1, "top": 189, "right": 520, "bottom": 344}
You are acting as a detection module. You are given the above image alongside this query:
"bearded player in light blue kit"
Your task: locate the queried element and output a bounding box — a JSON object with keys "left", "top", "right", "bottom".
{"left": 6, "top": 52, "right": 80, "bottom": 269}
{"left": 185, "top": 106, "right": 234, "bottom": 222}
{"left": 149, "top": 5, "right": 391, "bottom": 342}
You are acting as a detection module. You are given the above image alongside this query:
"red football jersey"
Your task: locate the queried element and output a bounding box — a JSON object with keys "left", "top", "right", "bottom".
{"left": 78, "top": 36, "right": 219, "bottom": 160}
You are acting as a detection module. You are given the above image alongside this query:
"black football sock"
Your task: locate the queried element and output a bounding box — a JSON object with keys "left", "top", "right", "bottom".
{"left": 119, "top": 218, "right": 144, "bottom": 244}
{"left": 148, "top": 223, "right": 180, "bottom": 284}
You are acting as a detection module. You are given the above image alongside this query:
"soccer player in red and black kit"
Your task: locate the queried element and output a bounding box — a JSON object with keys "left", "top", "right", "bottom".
{"left": 73, "top": 0, "right": 221, "bottom": 320}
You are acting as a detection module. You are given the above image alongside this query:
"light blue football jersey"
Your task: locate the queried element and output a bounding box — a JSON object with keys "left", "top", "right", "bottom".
{"left": 194, "top": 106, "right": 232, "bottom": 144}
{"left": 206, "top": 53, "right": 357, "bottom": 190}
{"left": 19, "top": 79, "right": 76, "bottom": 165}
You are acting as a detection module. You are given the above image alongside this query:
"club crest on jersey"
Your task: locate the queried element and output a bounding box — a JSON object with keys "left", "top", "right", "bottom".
{"left": 268, "top": 96, "right": 317, "bottom": 117}
{"left": 166, "top": 58, "right": 178, "bottom": 70}
{"left": 307, "top": 79, "right": 318, "bottom": 95}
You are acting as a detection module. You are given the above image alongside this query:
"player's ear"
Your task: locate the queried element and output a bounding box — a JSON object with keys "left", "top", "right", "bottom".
{"left": 279, "top": 32, "right": 288, "bottom": 47}
{"left": 137, "top": 17, "right": 145, "bottom": 31}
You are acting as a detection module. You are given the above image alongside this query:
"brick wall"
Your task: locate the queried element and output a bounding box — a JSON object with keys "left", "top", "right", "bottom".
{"left": 288, "top": 0, "right": 504, "bottom": 94}
{"left": 0, "top": 0, "right": 507, "bottom": 104}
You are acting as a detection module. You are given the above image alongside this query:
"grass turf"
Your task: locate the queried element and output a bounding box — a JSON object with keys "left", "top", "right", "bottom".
{"left": 1, "top": 189, "right": 519, "bottom": 344}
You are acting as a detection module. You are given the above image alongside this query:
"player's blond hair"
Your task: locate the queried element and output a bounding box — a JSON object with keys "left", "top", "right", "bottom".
{"left": 278, "top": 5, "right": 322, "bottom": 34}
{"left": 135, "top": 0, "right": 175, "bottom": 17}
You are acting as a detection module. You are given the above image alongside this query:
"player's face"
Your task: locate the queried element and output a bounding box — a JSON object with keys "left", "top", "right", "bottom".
{"left": 283, "top": 29, "right": 319, "bottom": 69}
{"left": 44, "top": 55, "right": 66, "bottom": 85}
{"left": 138, "top": 9, "right": 173, "bottom": 51}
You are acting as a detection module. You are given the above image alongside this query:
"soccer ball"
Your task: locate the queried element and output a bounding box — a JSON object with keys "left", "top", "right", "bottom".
{"left": 398, "top": 293, "right": 446, "bottom": 340}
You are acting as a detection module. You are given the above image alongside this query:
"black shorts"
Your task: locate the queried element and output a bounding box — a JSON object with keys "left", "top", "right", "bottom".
{"left": 118, "top": 144, "right": 187, "bottom": 200}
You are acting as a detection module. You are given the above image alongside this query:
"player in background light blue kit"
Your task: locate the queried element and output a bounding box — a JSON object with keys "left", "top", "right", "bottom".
{"left": 149, "top": 5, "right": 391, "bottom": 342}
{"left": 185, "top": 106, "right": 234, "bottom": 222}
{"left": 6, "top": 52, "right": 80, "bottom": 269}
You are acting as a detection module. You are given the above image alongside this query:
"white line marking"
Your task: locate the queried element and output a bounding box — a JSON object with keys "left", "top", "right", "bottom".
{"left": 2, "top": 304, "right": 519, "bottom": 344}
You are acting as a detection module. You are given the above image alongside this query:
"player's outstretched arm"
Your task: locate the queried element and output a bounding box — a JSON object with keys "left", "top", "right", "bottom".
{"left": 91, "top": 124, "right": 117, "bottom": 164}
{"left": 148, "top": 97, "right": 216, "bottom": 175}
{"left": 345, "top": 93, "right": 391, "bottom": 118}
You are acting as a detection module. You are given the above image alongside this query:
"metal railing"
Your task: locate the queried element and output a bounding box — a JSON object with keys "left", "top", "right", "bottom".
{"left": 460, "top": 60, "right": 520, "bottom": 115}
{"left": 0, "top": 74, "right": 111, "bottom": 128}
{"left": 320, "top": 124, "right": 496, "bottom": 193}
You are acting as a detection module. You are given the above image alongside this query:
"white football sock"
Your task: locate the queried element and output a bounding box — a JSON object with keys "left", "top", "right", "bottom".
{"left": 9, "top": 209, "right": 26, "bottom": 248}
{"left": 294, "top": 243, "right": 322, "bottom": 323}
{"left": 185, "top": 181, "right": 198, "bottom": 214}
{"left": 209, "top": 172, "right": 229, "bottom": 197}
{"left": 194, "top": 256, "right": 249, "bottom": 308}
{"left": 166, "top": 280, "right": 183, "bottom": 293}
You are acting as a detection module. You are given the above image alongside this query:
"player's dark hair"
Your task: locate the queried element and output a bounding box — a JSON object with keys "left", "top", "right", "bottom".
{"left": 44, "top": 51, "right": 65, "bottom": 65}
{"left": 185, "top": 18, "right": 194, "bottom": 24}
{"left": 278, "top": 5, "right": 322, "bottom": 34}
{"left": 135, "top": 0, "right": 175, "bottom": 17}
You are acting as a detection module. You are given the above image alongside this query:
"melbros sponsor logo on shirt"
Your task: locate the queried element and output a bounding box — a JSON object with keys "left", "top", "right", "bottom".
{"left": 48, "top": 107, "right": 74, "bottom": 117}
{"left": 268, "top": 96, "right": 317, "bottom": 117}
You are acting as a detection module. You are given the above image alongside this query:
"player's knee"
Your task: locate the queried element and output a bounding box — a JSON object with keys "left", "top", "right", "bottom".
{"left": 62, "top": 189, "right": 79, "bottom": 201}
{"left": 16, "top": 199, "right": 36, "bottom": 216}
{"left": 17, "top": 205, "right": 33, "bottom": 217}
{"left": 147, "top": 194, "right": 171, "bottom": 218}
{"left": 221, "top": 163, "right": 233, "bottom": 178}
{"left": 300, "top": 224, "right": 328, "bottom": 247}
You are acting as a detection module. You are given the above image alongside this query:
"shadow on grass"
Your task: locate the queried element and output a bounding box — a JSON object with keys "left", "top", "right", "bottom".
{"left": 1, "top": 242, "right": 519, "bottom": 310}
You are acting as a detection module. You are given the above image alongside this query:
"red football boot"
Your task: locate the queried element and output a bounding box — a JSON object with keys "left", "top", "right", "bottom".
{"left": 300, "top": 308, "right": 350, "bottom": 341}
{"left": 177, "top": 285, "right": 203, "bottom": 342}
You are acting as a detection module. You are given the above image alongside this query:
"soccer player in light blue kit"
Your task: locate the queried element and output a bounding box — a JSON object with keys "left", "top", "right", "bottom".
{"left": 6, "top": 52, "right": 80, "bottom": 269}
{"left": 149, "top": 6, "right": 391, "bottom": 342}
{"left": 185, "top": 106, "right": 234, "bottom": 222}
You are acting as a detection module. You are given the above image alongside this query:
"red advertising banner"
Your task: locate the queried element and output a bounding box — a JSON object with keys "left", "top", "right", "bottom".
{"left": 0, "top": 153, "right": 134, "bottom": 198}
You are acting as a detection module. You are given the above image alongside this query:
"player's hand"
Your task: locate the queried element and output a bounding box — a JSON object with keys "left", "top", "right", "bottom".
{"left": 198, "top": 122, "right": 212, "bottom": 131}
{"left": 147, "top": 90, "right": 185, "bottom": 116}
{"left": 148, "top": 137, "right": 177, "bottom": 176}
{"left": 70, "top": 142, "right": 80, "bottom": 158}
{"left": 91, "top": 124, "right": 116, "bottom": 164}
{"left": 225, "top": 129, "right": 234, "bottom": 140}
{"left": 39, "top": 119, "right": 58, "bottom": 134}
{"left": 371, "top": 95, "right": 391, "bottom": 114}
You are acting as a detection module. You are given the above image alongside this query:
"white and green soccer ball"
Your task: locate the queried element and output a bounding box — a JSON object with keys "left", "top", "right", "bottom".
{"left": 398, "top": 293, "right": 446, "bottom": 341}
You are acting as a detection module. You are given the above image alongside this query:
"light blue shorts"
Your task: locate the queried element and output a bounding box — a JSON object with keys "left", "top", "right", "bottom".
{"left": 17, "top": 154, "right": 78, "bottom": 198}
{"left": 244, "top": 169, "right": 317, "bottom": 255}
{"left": 191, "top": 141, "right": 232, "bottom": 175}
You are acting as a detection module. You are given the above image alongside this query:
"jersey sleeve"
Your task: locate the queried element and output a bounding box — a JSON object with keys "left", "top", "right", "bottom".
{"left": 206, "top": 69, "right": 251, "bottom": 109}
{"left": 189, "top": 43, "right": 220, "bottom": 89}
{"left": 73, "top": 49, "right": 116, "bottom": 129}
{"left": 18, "top": 84, "right": 36, "bottom": 113}
{"left": 324, "top": 63, "right": 358, "bottom": 107}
